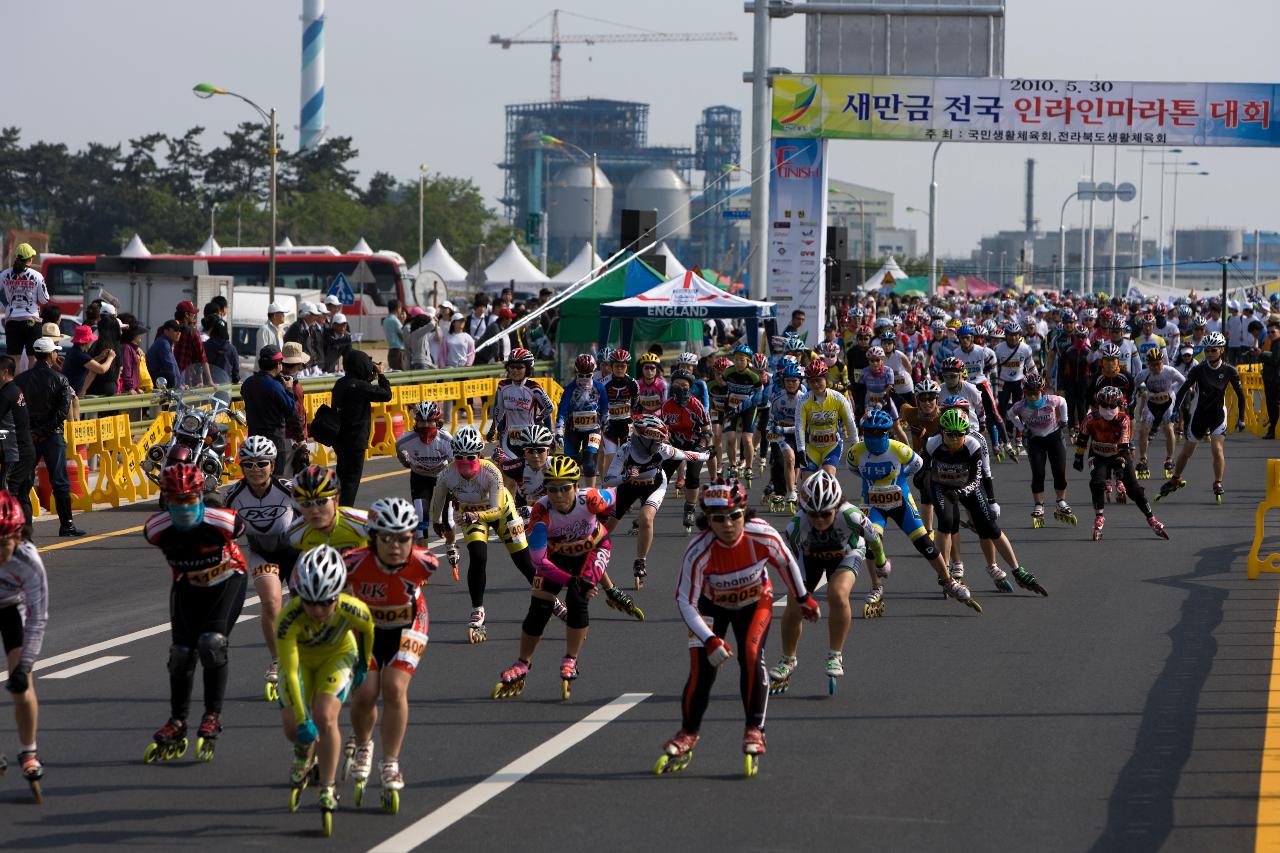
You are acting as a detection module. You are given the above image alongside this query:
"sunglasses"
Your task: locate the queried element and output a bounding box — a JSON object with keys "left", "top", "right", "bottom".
{"left": 806, "top": 510, "right": 834, "bottom": 520}
{"left": 943, "top": 430, "right": 968, "bottom": 439}
{"left": 455, "top": 454, "right": 479, "bottom": 461}
{"left": 863, "top": 428, "right": 888, "bottom": 438}
{"left": 546, "top": 483, "right": 575, "bottom": 494}
{"left": 301, "top": 597, "right": 338, "bottom": 608}
{"left": 708, "top": 509, "right": 745, "bottom": 524}
{"left": 524, "top": 447, "right": 549, "bottom": 455}
{"left": 240, "top": 460, "right": 271, "bottom": 470}
{"left": 376, "top": 533, "right": 414, "bottom": 546}
{"left": 297, "top": 498, "right": 332, "bottom": 509}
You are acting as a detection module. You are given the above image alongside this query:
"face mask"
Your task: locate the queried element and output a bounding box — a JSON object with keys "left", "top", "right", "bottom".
{"left": 575, "top": 376, "right": 592, "bottom": 390}
{"left": 864, "top": 434, "right": 890, "bottom": 454}
{"left": 416, "top": 425, "right": 439, "bottom": 442}
{"left": 1099, "top": 406, "right": 1118, "bottom": 420}
{"left": 1025, "top": 396, "right": 1046, "bottom": 410}
{"left": 168, "top": 501, "right": 205, "bottom": 530}
{"left": 456, "top": 459, "right": 481, "bottom": 478}
{"left": 635, "top": 437, "right": 658, "bottom": 455}
{"left": 671, "top": 386, "right": 691, "bottom": 404}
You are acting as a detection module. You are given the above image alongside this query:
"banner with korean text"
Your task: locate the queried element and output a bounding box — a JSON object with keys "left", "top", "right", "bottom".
{"left": 767, "top": 138, "right": 828, "bottom": 345}
{"left": 772, "top": 75, "right": 1280, "bottom": 147}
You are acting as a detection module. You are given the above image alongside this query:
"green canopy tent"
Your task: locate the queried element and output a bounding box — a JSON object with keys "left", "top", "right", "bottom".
{"left": 890, "top": 276, "right": 929, "bottom": 295}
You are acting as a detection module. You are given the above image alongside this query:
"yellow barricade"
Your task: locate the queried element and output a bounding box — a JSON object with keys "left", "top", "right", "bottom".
{"left": 66, "top": 419, "right": 98, "bottom": 512}
{"left": 368, "top": 387, "right": 401, "bottom": 459}
{"left": 1249, "top": 459, "right": 1280, "bottom": 579}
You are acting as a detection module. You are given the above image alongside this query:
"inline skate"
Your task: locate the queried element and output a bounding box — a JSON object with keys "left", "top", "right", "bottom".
{"left": 1164, "top": 458, "right": 1175, "bottom": 479}
{"left": 940, "top": 578, "right": 982, "bottom": 612}
{"left": 604, "top": 586, "right": 645, "bottom": 620}
{"left": 1092, "top": 513, "right": 1105, "bottom": 541}
{"left": 1156, "top": 478, "right": 1187, "bottom": 502}
{"left": 12, "top": 750, "right": 42, "bottom": 803}
{"left": 318, "top": 783, "right": 337, "bottom": 837}
{"left": 1148, "top": 515, "right": 1169, "bottom": 540}
{"left": 143, "top": 718, "right": 188, "bottom": 763}
{"left": 826, "top": 651, "right": 844, "bottom": 696}
{"left": 560, "top": 655, "right": 578, "bottom": 701}
{"left": 1213, "top": 481, "right": 1224, "bottom": 505}
{"left": 264, "top": 659, "right": 279, "bottom": 702}
{"left": 446, "top": 545, "right": 460, "bottom": 582}
{"left": 289, "top": 743, "right": 319, "bottom": 813}
{"left": 195, "top": 711, "right": 221, "bottom": 762}
{"left": 380, "top": 758, "right": 403, "bottom": 815}
{"left": 1012, "top": 566, "right": 1048, "bottom": 596}
{"left": 633, "top": 557, "right": 647, "bottom": 590}
{"left": 1053, "top": 500, "right": 1077, "bottom": 525}
{"left": 1031, "top": 504, "right": 1045, "bottom": 529}
{"left": 349, "top": 738, "right": 373, "bottom": 807}
{"left": 492, "top": 659, "right": 530, "bottom": 699}
{"left": 743, "top": 726, "right": 766, "bottom": 777}
{"left": 863, "top": 586, "right": 885, "bottom": 619}
{"left": 1135, "top": 459, "right": 1150, "bottom": 479}
{"left": 768, "top": 655, "right": 797, "bottom": 695}
{"left": 987, "top": 564, "right": 1014, "bottom": 593}
{"left": 653, "top": 730, "right": 699, "bottom": 775}
{"left": 467, "top": 607, "right": 487, "bottom": 644}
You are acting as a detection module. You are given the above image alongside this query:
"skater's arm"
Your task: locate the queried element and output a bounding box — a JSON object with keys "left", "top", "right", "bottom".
{"left": 601, "top": 449, "right": 626, "bottom": 487}
{"left": 1172, "top": 364, "right": 1199, "bottom": 413}
{"left": 15, "top": 547, "right": 48, "bottom": 670}
{"left": 275, "top": 609, "right": 308, "bottom": 726}
{"left": 675, "top": 542, "right": 714, "bottom": 644}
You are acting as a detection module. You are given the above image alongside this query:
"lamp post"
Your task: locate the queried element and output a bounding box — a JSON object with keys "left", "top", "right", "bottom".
{"left": 542, "top": 135, "right": 597, "bottom": 259}
{"left": 985, "top": 251, "right": 993, "bottom": 281}
{"left": 928, "top": 142, "right": 942, "bottom": 295}
{"left": 194, "top": 83, "right": 278, "bottom": 302}
{"left": 418, "top": 164, "right": 429, "bottom": 264}
{"left": 1169, "top": 166, "right": 1209, "bottom": 290}
{"left": 999, "top": 250, "right": 1007, "bottom": 286}
{"left": 1058, "top": 190, "right": 1081, "bottom": 292}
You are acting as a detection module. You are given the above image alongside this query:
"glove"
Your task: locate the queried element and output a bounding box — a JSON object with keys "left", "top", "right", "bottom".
{"left": 5, "top": 665, "right": 29, "bottom": 694}
{"left": 461, "top": 511, "right": 479, "bottom": 525}
{"left": 704, "top": 636, "right": 733, "bottom": 667}
{"left": 990, "top": 502, "right": 1000, "bottom": 518}
{"left": 353, "top": 658, "right": 369, "bottom": 690}
{"left": 296, "top": 719, "right": 318, "bottom": 745}
{"left": 1073, "top": 454, "right": 1084, "bottom": 472}
{"left": 1238, "top": 419, "right": 1247, "bottom": 433}
{"left": 797, "top": 594, "right": 821, "bottom": 622}
{"left": 875, "top": 557, "right": 892, "bottom": 579}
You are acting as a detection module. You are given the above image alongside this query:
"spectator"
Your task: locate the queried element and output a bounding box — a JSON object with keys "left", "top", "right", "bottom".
{"left": 783, "top": 309, "right": 806, "bottom": 339}
{"left": 241, "top": 345, "right": 303, "bottom": 470}
{"left": 284, "top": 303, "right": 311, "bottom": 348}
{"left": 174, "top": 299, "right": 212, "bottom": 386}
{"left": 14, "top": 338, "right": 83, "bottom": 536}
{"left": 63, "top": 325, "right": 113, "bottom": 398}
{"left": 467, "top": 295, "right": 495, "bottom": 363}
{"left": 39, "top": 322, "right": 68, "bottom": 371}
{"left": 382, "top": 299, "right": 406, "bottom": 370}
{"left": 0, "top": 243, "right": 49, "bottom": 365}
{"left": 280, "top": 342, "right": 310, "bottom": 471}
{"left": 86, "top": 302, "right": 122, "bottom": 397}
{"left": 438, "top": 301, "right": 456, "bottom": 329}
{"left": 321, "top": 313, "right": 352, "bottom": 373}
{"left": 118, "top": 322, "right": 152, "bottom": 394}
{"left": 405, "top": 309, "right": 436, "bottom": 370}
{"left": 39, "top": 304, "right": 61, "bottom": 328}
{"left": 329, "top": 349, "right": 392, "bottom": 506}
{"left": 257, "top": 302, "right": 287, "bottom": 354}
{"left": 0, "top": 355, "right": 35, "bottom": 527}
{"left": 304, "top": 304, "right": 328, "bottom": 370}
{"left": 444, "top": 316, "right": 476, "bottom": 368}
{"left": 203, "top": 316, "right": 240, "bottom": 382}
{"left": 1262, "top": 317, "right": 1280, "bottom": 439}
{"left": 146, "top": 320, "right": 183, "bottom": 389}
{"left": 480, "top": 307, "right": 517, "bottom": 363}
{"left": 323, "top": 294, "right": 344, "bottom": 325}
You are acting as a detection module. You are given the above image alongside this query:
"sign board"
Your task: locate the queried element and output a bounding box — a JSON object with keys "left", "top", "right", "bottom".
{"left": 326, "top": 272, "right": 355, "bottom": 305}
{"left": 722, "top": 209, "right": 751, "bottom": 220}
{"left": 767, "top": 137, "right": 828, "bottom": 345}
{"left": 773, "top": 75, "right": 1280, "bottom": 147}
{"left": 350, "top": 260, "right": 376, "bottom": 285}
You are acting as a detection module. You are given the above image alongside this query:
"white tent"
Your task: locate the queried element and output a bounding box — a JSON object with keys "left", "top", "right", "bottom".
{"left": 411, "top": 239, "right": 468, "bottom": 282}
{"left": 861, "top": 257, "right": 908, "bottom": 292}
{"left": 120, "top": 234, "right": 151, "bottom": 258}
{"left": 278, "top": 235, "right": 294, "bottom": 249}
{"left": 348, "top": 237, "right": 373, "bottom": 255}
{"left": 484, "top": 240, "right": 549, "bottom": 288}
{"left": 655, "top": 242, "right": 687, "bottom": 277}
{"left": 550, "top": 242, "right": 603, "bottom": 286}
{"left": 195, "top": 235, "right": 221, "bottom": 256}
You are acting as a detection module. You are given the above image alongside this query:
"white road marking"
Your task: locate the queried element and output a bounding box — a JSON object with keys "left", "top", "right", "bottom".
{"left": 369, "top": 692, "right": 651, "bottom": 853}
{"left": 773, "top": 575, "right": 829, "bottom": 607}
{"left": 41, "top": 655, "right": 129, "bottom": 679}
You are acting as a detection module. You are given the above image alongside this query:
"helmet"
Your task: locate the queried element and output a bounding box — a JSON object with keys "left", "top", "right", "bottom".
{"left": 859, "top": 409, "right": 895, "bottom": 433}
{"left": 294, "top": 464, "right": 339, "bottom": 501}
{"left": 1140, "top": 313, "right": 1155, "bottom": 326}
{"left": 733, "top": 344, "right": 753, "bottom": 357}
{"left": 1108, "top": 319, "right": 1127, "bottom": 333}
{"left": 160, "top": 462, "right": 204, "bottom": 498}
{"left": 712, "top": 356, "right": 732, "bottom": 372}
{"left": 752, "top": 352, "right": 769, "bottom": 371}
{"left": 677, "top": 352, "right": 700, "bottom": 366}
{"left": 1098, "top": 342, "right": 1122, "bottom": 360}
{"left": 574, "top": 354, "right": 598, "bottom": 374}
{"left": 1204, "top": 331, "right": 1227, "bottom": 348}
{"left": 517, "top": 424, "right": 554, "bottom": 450}
{"left": 930, "top": 320, "right": 947, "bottom": 334}
{"left": 957, "top": 325, "right": 975, "bottom": 337}
{"left": 1082, "top": 308, "right": 1098, "bottom": 321}
{"left": 780, "top": 362, "right": 803, "bottom": 380}
{"left": 866, "top": 346, "right": 885, "bottom": 361}
{"left": 817, "top": 341, "right": 841, "bottom": 360}
{"left": 294, "top": 545, "right": 347, "bottom": 603}
{"left": 670, "top": 368, "right": 696, "bottom": 385}
{"left": 1095, "top": 386, "right": 1124, "bottom": 408}
{"left": 238, "top": 434, "right": 278, "bottom": 462}
{"left": 366, "top": 497, "right": 419, "bottom": 534}
{"left": 0, "top": 491, "right": 22, "bottom": 537}
{"left": 638, "top": 352, "right": 660, "bottom": 367}
{"left": 1154, "top": 303, "right": 1168, "bottom": 316}
{"left": 1146, "top": 347, "right": 1165, "bottom": 363}
{"left": 942, "top": 395, "right": 971, "bottom": 411}
{"left": 632, "top": 414, "right": 669, "bottom": 441}
{"left": 783, "top": 337, "right": 806, "bottom": 354}
{"left": 798, "top": 470, "right": 843, "bottom": 514}
{"left": 414, "top": 400, "right": 444, "bottom": 424}
{"left": 982, "top": 319, "right": 999, "bottom": 335}
{"left": 598, "top": 346, "right": 614, "bottom": 364}
{"left": 1004, "top": 322, "right": 1023, "bottom": 336}
{"left": 451, "top": 425, "right": 485, "bottom": 456}
{"left": 939, "top": 408, "right": 970, "bottom": 434}
{"left": 609, "top": 348, "right": 631, "bottom": 364}
{"left": 1022, "top": 372, "right": 1045, "bottom": 392}
{"left": 700, "top": 477, "right": 747, "bottom": 511}
{"left": 1061, "top": 310, "right": 1077, "bottom": 323}
{"left": 545, "top": 454, "right": 581, "bottom": 482}
{"left": 939, "top": 356, "right": 965, "bottom": 374}
{"left": 914, "top": 378, "right": 941, "bottom": 398}
{"left": 506, "top": 347, "right": 535, "bottom": 370}
{"left": 1191, "top": 316, "right": 1208, "bottom": 330}
{"left": 1177, "top": 305, "right": 1192, "bottom": 318}
{"left": 805, "top": 360, "right": 829, "bottom": 380}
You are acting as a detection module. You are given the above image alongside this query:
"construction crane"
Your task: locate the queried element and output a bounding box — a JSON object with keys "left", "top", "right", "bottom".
{"left": 491, "top": 9, "right": 737, "bottom": 103}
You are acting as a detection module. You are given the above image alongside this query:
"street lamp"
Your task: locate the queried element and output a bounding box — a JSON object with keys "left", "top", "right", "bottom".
{"left": 1169, "top": 166, "right": 1209, "bottom": 290}
{"left": 194, "top": 82, "right": 278, "bottom": 302}
{"left": 927, "top": 142, "right": 942, "bottom": 295}
{"left": 542, "top": 134, "right": 598, "bottom": 261}
{"left": 1000, "top": 250, "right": 1007, "bottom": 286}
{"left": 418, "top": 164, "right": 429, "bottom": 264}
{"left": 1058, "top": 190, "right": 1082, "bottom": 293}
{"left": 985, "top": 250, "right": 993, "bottom": 281}
{"left": 1146, "top": 147, "right": 1184, "bottom": 288}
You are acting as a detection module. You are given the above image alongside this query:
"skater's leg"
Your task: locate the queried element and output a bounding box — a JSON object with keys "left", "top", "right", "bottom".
{"left": 312, "top": 692, "right": 343, "bottom": 785}
{"left": 518, "top": 591, "right": 557, "bottom": 662}
{"left": 732, "top": 599, "right": 772, "bottom": 730}
{"left": 1027, "top": 436, "right": 1048, "bottom": 503}
{"left": 378, "top": 668, "right": 412, "bottom": 762}
{"left": 197, "top": 572, "right": 245, "bottom": 715}
{"left": 6, "top": 647, "right": 36, "bottom": 746}
{"left": 825, "top": 569, "right": 855, "bottom": 653}
{"left": 635, "top": 505, "right": 657, "bottom": 560}
{"left": 564, "top": 580, "right": 591, "bottom": 659}
{"left": 253, "top": 571, "right": 283, "bottom": 661}
{"left": 1088, "top": 458, "right": 1107, "bottom": 511}
{"left": 1046, "top": 431, "right": 1069, "bottom": 497}
{"left": 1211, "top": 434, "right": 1226, "bottom": 482}
{"left": 351, "top": 668, "right": 381, "bottom": 744}
{"left": 779, "top": 599, "right": 802, "bottom": 658}
{"left": 1117, "top": 456, "right": 1154, "bottom": 517}
{"left": 168, "top": 586, "right": 199, "bottom": 721}
{"left": 680, "top": 625, "right": 725, "bottom": 733}
{"left": 465, "top": 541, "right": 488, "bottom": 608}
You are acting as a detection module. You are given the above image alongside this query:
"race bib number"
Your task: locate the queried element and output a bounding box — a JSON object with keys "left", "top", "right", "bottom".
{"left": 587, "top": 432, "right": 602, "bottom": 449}
{"left": 608, "top": 401, "right": 630, "bottom": 419}
{"left": 810, "top": 429, "right": 838, "bottom": 446}
{"left": 710, "top": 582, "right": 763, "bottom": 606}
{"left": 1091, "top": 441, "right": 1118, "bottom": 455}
{"left": 572, "top": 411, "right": 597, "bottom": 429}
{"left": 1148, "top": 392, "right": 1170, "bottom": 404}
{"left": 392, "top": 629, "right": 428, "bottom": 674}
{"left": 868, "top": 486, "right": 903, "bottom": 509}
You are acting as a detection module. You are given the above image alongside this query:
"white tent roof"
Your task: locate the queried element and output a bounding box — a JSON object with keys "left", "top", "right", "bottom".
{"left": 484, "top": 240, "right": 549, "bottom": 286}
{"left": 348, "top": 237, "right": 373, "bottom": 256}
{"left": 121, "top": 234, "right": 151, "bottom": 258}
{"left": 655, "top": 242, "right": 687, "bottom": 277}
{"left": 278, "top": 235, "right": 294, "bottom": 249}
{"left": 412, "top": 239, "right": 468, "bottom": 282}
{"left": 861, "top": 257, "right": 908, "bottom": 292}
{"left": 602, "top": 269, "right": 775, "bottom": 319}
{"left": 196, "top": 235, "right": 221, "bottom": 256}
{"left": 550, "top": 242, "right": 603, "bottom": 285}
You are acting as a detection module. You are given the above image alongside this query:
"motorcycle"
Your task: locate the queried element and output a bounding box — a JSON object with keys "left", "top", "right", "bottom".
{"left": 141, "top": 372, "right": 244, "bottom": 508}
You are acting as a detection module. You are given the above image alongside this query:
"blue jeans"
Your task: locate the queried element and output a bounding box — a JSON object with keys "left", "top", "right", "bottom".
{"left": 33, "top": 432, "right": 72, "bottom": 524}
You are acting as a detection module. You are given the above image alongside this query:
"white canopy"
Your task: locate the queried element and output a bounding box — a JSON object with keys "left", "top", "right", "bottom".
{"left": 655, "top": 242, "right": 687, "bottom": 277}
{"left": 484, "top": 240, "right": 549, "bottom": 287}
{"left": 196, "top": 235, "right": 221, "bottom": 256}
{"left": 601, "top": 269, "right": 774, "bottom": 320}
{"left": 348, "top": 237, "right": 373, "bottom": 255}
{"left": 861, "top": 257, "right": 909, "bottom": 292}
{"left": 550, "top": 242, "right": 604, "bottom": 285}
{"left": 412, "top": 239, "right": 468, "bottom": 282}
{"left": 121, "top": 234, "right": 151, "bottom": 258}
{"left": 278, "top": 235, "right": 294, "bottom": 249}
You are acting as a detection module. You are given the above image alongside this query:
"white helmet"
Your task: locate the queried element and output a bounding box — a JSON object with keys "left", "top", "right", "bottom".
{"left": 238, "top": 435, "right": 277, "bottom": 462}
{"left": 799, "top": 470, "right": 843, "bottom": 514}
{"left": 294, "top": 545, "right": 347, "bottom": 603}
{"left": 676, "top": 352, "right": 699, "bottom": 367}
{"left": 451, "top": 425, "right": 485, "bottom": 455}
{"left": 517, "top": 424, "right": 554, "bottom": 449}
{"left": 366, "top": 497, "right": 419, "bottom": 534}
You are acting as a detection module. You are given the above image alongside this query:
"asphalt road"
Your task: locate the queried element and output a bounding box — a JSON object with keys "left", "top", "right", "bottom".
{"left": 1, "top": 433, "right": 1274, "bottom": 852}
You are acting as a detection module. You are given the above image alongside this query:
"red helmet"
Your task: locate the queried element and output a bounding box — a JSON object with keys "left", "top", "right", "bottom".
{"left": 574, "top": 354, "right": 597, "bottom": 375}
{"left": 506, "top": 348, "right": 535, "bottom": 369}
{"left": 805, "top": 360, "right": 829, "bottom": 380}
{"left": 1095, "top": 386, "right": 1125, "bottom": 408}
{"left": 0, "top": 491, "right": 23, "bottom": 537}
{"left": 160, "top": 462, "right": 204, "bottom": 498}
{"left": 609, "top": 349, "right": 631, "bottom": 364}
{"left": 700, "top": 477, "right": 748, "bottom": 512}
{"left": 752, "top": 352, "right": 768, "bottom": 371}
{"left": 712, "top": 356, "right": 732, "bottom": 372}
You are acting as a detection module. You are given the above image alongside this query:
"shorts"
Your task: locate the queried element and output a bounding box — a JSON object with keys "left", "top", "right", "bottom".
{"left": 1185, "top": 407, "right": 1227, "bottom": 444}
{"left": 802, "top": 552, "right": 862, "bottom": 592}
{"left": 867, "top": 494, "right": 928, "bottom": 540}
{"left": 462, "top": 497, "right": 528, "bottom": 552}
{"left": 493, "top": 447, "right": 524, "bottom": 481}
{"left": 722, "top": 409, "right": 756, "bottom": 434}
{"left": 604, "top": 420, "right": 631, "bottom": 444}
{"left": 770, "top": 433, "right": 799, "bottom": 456}
{"left": 282, "top": 646, "right": 356, "bottom": 710}
{"left": 802, "top": 441, "right": 843, "bottom": 472}
{"left": 614, "top": 476, "right": 668, "bottom": 516}
{"left": 370, "top": 607, "right": 429, "bottom": 676}
{"left": 248, "top": 548, "right": 299, "bottom": 581}
{"left": 1141, "top": 400, "right": 1174, "bottom": 428}
{"left": 0, "top": 604, "right": 23, "bottom": 653}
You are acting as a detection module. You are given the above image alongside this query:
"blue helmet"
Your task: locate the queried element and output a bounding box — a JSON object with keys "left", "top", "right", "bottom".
{"left": 780, "top": 362, "right": 803, "bottom": 380}
{"left": 957, "top": 325, "right": 976, "bottom": 337}
{"left": 733, "top": 344, "right": 754, "bottom": 357}
{"left": 783, "top": 335, "right": 806, "bottom": 354}
{"left": 942, "top": 394, "right": 970, "bottom": 409}
{"left": 860, "top": 409, "right": 895, "bottom": 432}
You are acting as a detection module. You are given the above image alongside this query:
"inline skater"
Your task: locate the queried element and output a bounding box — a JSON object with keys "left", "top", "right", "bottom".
{"left": 429, "top": 426, "right": 539, "bottom": 643}
{"left": 770, "top": 471, "right": 888, "bottom": 695}
{"left": 721, "top": 345, "right": 764, "bottom": 483}
{"left": 705, "top": 355, "right": 732, "bottom": 479}
{"left": 797, "top": 360, "right": 858, "bottom": 477}
{"left": 1057, "top": 324, "right": 1094, "bottom": 430}
{"left": 223, "top": 435, "right": 299, "bottom": 702}
{"left": 0, "top": 491, "right": 48, "bottom": 801}
{"left": 763, "top": 361, "right": 806, "bottom": 512}
{"left": 600, "top": 349, "right": 639, "bottom": 482}
{"left": 654, "top": 478, "right": 819, "bottom": 777}
{"left": 493, "top": 456, "right": 615, "bottom": 700}
{"left": 394, "top": 401, "right": 455, "bottom": 568}
{"left": 877, "top": 331, "right": 915, "bottom": 409}
{"left": 677, "top": 351, "right": 711, "bottom": 412}
{"left": 1007, "top": 373, "right": 1076, "bottom": 528}
{"left": 1154, "top": 304, "right": 1182, "bottom": 352}
{"left": 992, "top": 322, "right": 1036, "bottom": 459}
{"left": 288, "top": 465, "right": 369, "bottom": 561}
{"left": 143, "top": 463, "right": 248, "bottom": 764}
{"left": 275, "top": 545, "right": 374, "bottom": 836}
{"left": 853, "top": 345, "right": 897, "bottom": 421}
{"left": 343, "top": 498, "right": 437, "bottom": 813}
{"left": 660, "top": 368, "right": 711, "bottom": 531}
{"left": 555, "top": 354, "right": 608, "bottom": 487}
{"left": 899, "top": 379, "right": 943, "bottom": 530}
{"left": 1076, "top": 386, "right": 1169, "bottom": 540}
{"left": 1160, "top": 332, "right": 1246, "bottom": 504}
{"left": 954, "top": 326, "right": 1004, "bottom": 456}
{"left": 1091, "top": 342, "right": 1139, "bottom": 503}
{"left": 1090, "top": 318, "right": 1139, "bottom": 377}
{"left": 634, "top": 352, "right": 668, "bottom": 416}
{"left": 487, "top": 347, "right": 554, "bottom": 495}
{"left": 1134, "top": 348, "right": 1184, "bottom": 480}
{"left": 1133, "top": 314, "right": 1167, "bottom": 365}
{"left": 751, "top": 351, "right": 773, "bottom": 474}
{"left": 845, "top": 409, "right": 979, "bottom": 612}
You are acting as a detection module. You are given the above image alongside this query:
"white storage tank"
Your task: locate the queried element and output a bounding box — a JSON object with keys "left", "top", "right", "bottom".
{"left": 626, "top": 167, "right": 692, "bottom": 240}
{"left": 548, "top": 163, "right": 614, "bottom": 241}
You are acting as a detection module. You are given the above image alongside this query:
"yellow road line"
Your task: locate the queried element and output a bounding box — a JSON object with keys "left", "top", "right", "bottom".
{"left": 36, "top": 467, "right": 408, "bottom": 555}
{"left": 1258, "top": 585, "right": 1280, "bottom": 852}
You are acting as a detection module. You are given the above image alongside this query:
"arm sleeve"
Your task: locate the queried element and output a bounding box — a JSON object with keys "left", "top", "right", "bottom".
{"left": 675, "top": 543, "right": 713, "bottom": 644}
{"left": 474, "top": 475, "right": 504, "bottom": 524}
{"left": 838, "top": 392, "right": 858, "bottom": 442}
{"left": 1172, "top": 365, "right": 1197, "bottom": 412}
{"left": 555, "top": 385, "right": 572, "bottom": 431}
{"left": 16, "top": 551, "right": 49, "bottom": 669}
{"left": 770, "top": 528, "right": 809, "bottom": 600}
{"left": 428, "top": 477, "right": 449, "bottom": 525}
{"left": 794, "top": 400, "right": 808, "bottom": 456}
{"left": 602, "top": 450, "right": 626, "bottom": 487}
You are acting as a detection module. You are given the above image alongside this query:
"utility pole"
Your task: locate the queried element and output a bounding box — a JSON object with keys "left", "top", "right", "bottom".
{"left": 747, "top": 0, "right": 770, "bottom": 301}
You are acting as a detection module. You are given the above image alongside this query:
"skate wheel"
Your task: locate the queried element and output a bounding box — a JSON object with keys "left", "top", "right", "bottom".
{"left": 354, "top": 779, "right": 365, "bottom": 808}
{"left": 322, "top": 810, "right": 332, "bottom": 837}
{"left": 768, "top": 679, "right": 789, "bottom": 696}
{"left": 196, "top": 737, "right": 215, "bottom": 762}
{"left": 452, "top": 566, "right": 460, "bottom": 582}
{"left": 468, "top": 628, "right": 487, "bottom": 645}
{"left": 173, "top": 738, "right": 188, "bottom": 760}
{"left": 828, "top": 676, "right": 837, "bottom": 696}
{"left": 143, "top": 743, "right": 160, "bottom": 765}
{"left": 265, "top": 682, "right": 279, "bottom": 703}
{"left": 29, "top": 780, "right": 41, "bottom": 805}
{"left": 383, "top": 789, "right": 399, "bottom": 815}
{"left": 996, "top": 580, "right": 1014, "bottom": 593}
{"left": 966, "top": 598, "right": 983, "bottom": 613}
{"left": 744, "top": 755, "right": 759, "bottom": 778}
{"left": 562, "top": 680, "right": 571, "bottom": 701}
{"left": 1216, "top": 494, "right": 1223, "bottom": 505}
{"left": 289, "top": 788, "right": 301, "bottom": 813}
{"left": 491, "top": 682, "right": 504, "bottom": 700}
{"left": 653, "top": 754, "right": 671, "bottom": 775}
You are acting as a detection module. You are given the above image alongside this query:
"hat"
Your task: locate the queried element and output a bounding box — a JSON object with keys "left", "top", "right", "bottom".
{"left": 258, "top": 345, "right": 284, "bottom": 363}
{"left": 309, "top": 303, "right": 328, "bottom": 316}
{"left": 406, "top": 306, "right": 425, "bottom": 318}
{"left": 98, "top": 301, "right": 117, "bottom": 317}
{"left": 281, "top": 341, "right": 310, "bottom": 365}
{"left": 324, "top": 295, "right": 342, "bottom": 306}
{"left": 422, "top": 306, "right": 437, "bottom": 319}
{"left": 332, "top": 313, "right": 348, "bottom": 325}
{"left": 497, "top": 307, "right": 516, "bottom": 320}
{"left": 160, "top": 319, "right": 182, "bottom": 333}
{"left": 1244, "top": 304, "right": 1256, "bottom": 312}
{"left": 1229, "top": 299, "right": 1241, "bottom": 311}
{"left": 32, "top": 337, "right": 56, "bottom": 354}
{"left": 267, "top": 302, "right": 286, "bottom": 314}
{"left": 41, "top": 322, "right": 67, "bottom": 342}
{"left": 14, "top": 243, "right": 36, "bottom": 261}
{"left": 176, "top": 300, "right": 198, "bottom": 314}
{"left": 71, "top": 325, "right": 96, "bottom": 345}
{"left": 439, "top": 301, "right": 455, "bottom": 312}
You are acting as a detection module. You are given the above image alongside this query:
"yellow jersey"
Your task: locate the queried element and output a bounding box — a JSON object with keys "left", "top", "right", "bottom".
{"left": 288, "top": 508, "right": 370, "bottom": 553}
{"left": 275, "top": 593, "right": 375, "bottom": 723}
{"left": 796, "top": 389, "right": 857, "bottom": 457}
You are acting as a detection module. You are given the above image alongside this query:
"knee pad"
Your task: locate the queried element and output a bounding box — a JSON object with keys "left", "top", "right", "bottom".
{"left": 566, "top": 587, "right": 590, "bottom": 630}
{"left": 912, "top": 533, "right": 941, "bottom": 562}
{"left": 583, "top": 453, "right": 598, "bottom": 479}
{"left": 197, "top": 632, "right": 229, "bottom": 669}
{"left": 168, "top": 644, "right": 198, "bottom": 676}
{"left": 521, "top": 596, "right": 555, "bottom": 638}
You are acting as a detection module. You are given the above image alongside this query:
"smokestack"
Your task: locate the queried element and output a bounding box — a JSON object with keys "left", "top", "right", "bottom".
{"left": 1024, "top": 158, "right": 1036, "bottom": 234}
{"left": 300, "top": 0, "right": 325, "bottom": 151}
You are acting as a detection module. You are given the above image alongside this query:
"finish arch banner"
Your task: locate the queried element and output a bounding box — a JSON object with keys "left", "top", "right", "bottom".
{"left": 773, "top": 75, "right": 1280, "bottom": 147}
{"left": 766, "top": 137, "right": 828, "bottom": 345}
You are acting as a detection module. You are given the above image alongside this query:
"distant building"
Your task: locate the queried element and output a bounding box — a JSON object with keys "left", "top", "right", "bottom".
{"left": 874, "top": 227, "right": 917, "bottom": 258}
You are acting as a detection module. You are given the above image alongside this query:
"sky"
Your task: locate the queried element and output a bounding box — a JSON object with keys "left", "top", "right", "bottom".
{"left": 19, "top": 0, "right": 1280, "bottom": 258}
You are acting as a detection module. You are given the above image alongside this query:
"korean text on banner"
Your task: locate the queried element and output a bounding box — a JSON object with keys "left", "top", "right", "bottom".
{"left": 772, "top": 75, "right": 1280, "bottom": 148}
{"left": 767, "top": 138, "right": 828, "bottom": 345}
